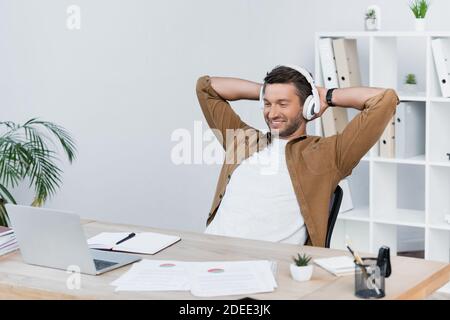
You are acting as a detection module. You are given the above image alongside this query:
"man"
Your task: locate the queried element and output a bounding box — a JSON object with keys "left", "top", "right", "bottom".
{"left": 196, "top": 65, "right": 399, "bottom": 247}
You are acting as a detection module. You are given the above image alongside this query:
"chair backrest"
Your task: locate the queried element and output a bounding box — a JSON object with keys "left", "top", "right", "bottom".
{"left": 325, "top": 185, "right": 343, "bottom": 248}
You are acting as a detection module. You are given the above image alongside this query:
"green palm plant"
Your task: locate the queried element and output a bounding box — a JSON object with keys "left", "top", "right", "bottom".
{"left": 409, "top": 0, "right": 430, "bottom": 19}
{"left": 0, "top": 118, "right": 76, "bottom": 226}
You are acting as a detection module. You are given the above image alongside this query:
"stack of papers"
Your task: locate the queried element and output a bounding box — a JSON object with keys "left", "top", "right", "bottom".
{"left": 314, "top": 256, "right": 355, "bottom": 276}
{"left": 111, "top": 259, "right": 278, "bottom": 297}
{"left": 0, "top": 226, "right": 19, "bottom": 256}
{"left": 87, "top": 232, "right": 180, "bottom": 255}
{"left": 112, "top": 260, "right": 191, "bottom": 291}
{"left": 188, "top": 260, "right": 277, "bottom": 297}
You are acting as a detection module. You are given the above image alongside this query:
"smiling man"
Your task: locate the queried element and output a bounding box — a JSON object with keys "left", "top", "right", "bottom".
{"left": 196, "top": 65, "right": 399, "bottom": 247}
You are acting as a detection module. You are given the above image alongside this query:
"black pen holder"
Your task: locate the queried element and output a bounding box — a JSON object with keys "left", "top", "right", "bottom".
{"left": 354, "top": 257, "right": 385, "bottom": 299}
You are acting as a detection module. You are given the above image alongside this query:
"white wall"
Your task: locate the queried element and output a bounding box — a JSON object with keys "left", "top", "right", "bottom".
{"left": 1, "top": 0, "right": 450, "bottom": 233}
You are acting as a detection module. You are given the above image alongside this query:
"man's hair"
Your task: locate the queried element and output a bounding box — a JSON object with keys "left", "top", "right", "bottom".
{"left": 263, "top": 65, "right": 312, "bottom": 105}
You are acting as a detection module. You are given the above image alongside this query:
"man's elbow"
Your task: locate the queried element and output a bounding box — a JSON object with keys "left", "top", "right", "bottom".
{"left": 360, "top": 88, "right": 399, "bottom": 115}
{"left": 384, "top": 88, "right": 400, "bottom": 110}
{"left": 196, "top": 75, "right": 210, "bottom": 95}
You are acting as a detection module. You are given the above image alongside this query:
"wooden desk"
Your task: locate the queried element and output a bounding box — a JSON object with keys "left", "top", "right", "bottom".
{"left": 0, "top": 220, "right": 449, "bottom": 299}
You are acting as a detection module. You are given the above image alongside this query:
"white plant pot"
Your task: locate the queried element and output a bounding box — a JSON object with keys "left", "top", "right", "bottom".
{"left": 415, "top": 18, "right": 426, "bottom": 32}
{"left": 365, "top": 18, "right": 378, "bottom": 31}
{"left": 403, "top": 83, "right": 418, "bottom": 94}
{"left": 290, "top": 264, "right": 313, "bottom": 282}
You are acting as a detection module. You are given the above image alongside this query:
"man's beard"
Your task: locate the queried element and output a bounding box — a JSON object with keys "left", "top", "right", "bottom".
{"left": 265, "top": 112, "right": 303, "bottom": 138}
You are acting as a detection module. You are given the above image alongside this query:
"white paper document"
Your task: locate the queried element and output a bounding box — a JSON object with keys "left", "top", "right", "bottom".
{"left": 112, "top": 260, "right": 191, "bottom": 291}
{"left": 314, "top": 256, "right": 355, "bottom": 276}
{"left": 110, "top": 259, "right": 278, "bottom": 297}
{"left": 187, "top": 260, "right": 277, "bottom": 297}
{"left": 87, "top": 232, "right": 181, "bottom": 255}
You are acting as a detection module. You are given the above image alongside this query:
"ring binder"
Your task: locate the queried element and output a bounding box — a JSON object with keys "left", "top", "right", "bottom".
{"left": 431, "top": 38, "right": 450, "bottom": 97}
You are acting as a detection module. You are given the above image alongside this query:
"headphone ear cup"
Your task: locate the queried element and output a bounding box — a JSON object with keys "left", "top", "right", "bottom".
{"left": 259, "top": 86, "right": 265, "bottom": 109}
{"left": 302, "top": 95, "right": 315, "bottom": 120}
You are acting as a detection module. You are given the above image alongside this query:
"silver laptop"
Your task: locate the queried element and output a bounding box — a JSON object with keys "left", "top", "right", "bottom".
{"left": 6, "top": 204, "right": 141, "bottom": 275}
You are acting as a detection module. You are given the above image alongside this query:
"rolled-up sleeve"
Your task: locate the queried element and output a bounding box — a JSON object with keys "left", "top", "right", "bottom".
{"left": 196, "top": 76, "right": 251, "bottom": 149}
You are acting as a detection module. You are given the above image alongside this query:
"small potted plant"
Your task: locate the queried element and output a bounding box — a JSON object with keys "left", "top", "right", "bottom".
{"left": 290, "top": 253, "right": 313, "bottom": 282}
{"left": 404, "top": 73, "right": 418, "bottom": 93}
{"left": 365, "top": 9, "right": 377, "bottom": 31}
{"left": 364, "top": 5, "right": 381, "bottom": 31}
{"left": 409, "top": 0, "right": 430, "bottom": 31}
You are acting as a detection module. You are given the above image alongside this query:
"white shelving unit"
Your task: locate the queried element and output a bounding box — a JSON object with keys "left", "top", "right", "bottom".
{"left": 314, "top": 31, "right": 450, "bottom": 263}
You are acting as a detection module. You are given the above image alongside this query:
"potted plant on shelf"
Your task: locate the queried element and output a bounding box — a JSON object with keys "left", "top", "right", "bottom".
{"left": 404, "top": 73, "right": 418, "bottom": 93}
{"left": 290, "top": 253, "right": 313, "bottom": 282}
{"left": 364, "top": 5, "right": 381, "bottom": 31}
{"left": 0, "top": 118, "right": 76, "bottom": 226}
{"left": 409, "top": 0, "right": 430, "bottom": 31}
{"left": 365, "top": 8, "right": 377, "bottom": 31}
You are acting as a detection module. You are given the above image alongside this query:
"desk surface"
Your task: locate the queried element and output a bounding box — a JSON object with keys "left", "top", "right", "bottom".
{"left": 0, "top": 220, "right": 449, "bottom": 300}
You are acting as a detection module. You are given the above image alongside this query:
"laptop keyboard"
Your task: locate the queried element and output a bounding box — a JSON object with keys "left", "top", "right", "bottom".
{"left": 94, "top": 259, "right": 119, "bottom": 271}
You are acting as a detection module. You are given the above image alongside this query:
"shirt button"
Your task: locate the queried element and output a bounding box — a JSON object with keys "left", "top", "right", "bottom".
{"left": 219, "top": 194, "right": 223, "bottom": 199}
{"left": 227, "top": 174, "right": 231, "bottom": 179}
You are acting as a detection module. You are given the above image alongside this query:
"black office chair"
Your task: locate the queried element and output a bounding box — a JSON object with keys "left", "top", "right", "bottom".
{"left": 325, "top": 185, "right": 343, "bottom": 248}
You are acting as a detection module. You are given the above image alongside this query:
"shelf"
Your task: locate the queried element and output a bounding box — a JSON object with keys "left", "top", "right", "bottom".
{"left": 428, "top": 166, "right": 450, "bottom": 228}
{"left": 371, "top": 154, "right": 426, "bottom": 165}
{"left": 315, "top": 31, "right": 450, "bottom": 260}
{"left": 338, "top": 206, "right": 370, "bottom": 222}
{"left": 429, "top": 223, "right": 450, "bottom": 231}
{"left": 429, "top": 97, "right": 450, "bottom": 103}
{"left": 373, "top": 209, "right": 425, "bottom": 227}
{"left": 398, "top": 95, "right": 426, "bottom": 102}
{"left": 370, "top": 37, "right": 427, "bottom": 102}
{"left": 429, "top": 102, "right": 450, "bottom": 162}
{"left": 429, "top": 161, "right": 450, "bottom": 168}
{"left": 316, "top": 31, "right": 450, "bottom": 38}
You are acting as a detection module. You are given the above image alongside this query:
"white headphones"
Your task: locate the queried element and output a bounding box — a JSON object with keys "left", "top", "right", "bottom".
{"left": 260, "top": 65, "right": 320, "bottom": 120}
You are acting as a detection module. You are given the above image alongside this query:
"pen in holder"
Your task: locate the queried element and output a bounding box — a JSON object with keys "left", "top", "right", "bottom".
{"left": 354, "top": 257, "right": 385, "bottom": 299}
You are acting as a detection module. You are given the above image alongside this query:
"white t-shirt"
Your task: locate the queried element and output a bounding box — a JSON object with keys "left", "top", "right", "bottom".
{"left": 205, "top": 137, "right": 307, "bottom": 245}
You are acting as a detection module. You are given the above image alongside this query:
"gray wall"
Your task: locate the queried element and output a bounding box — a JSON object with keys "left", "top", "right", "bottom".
{"left": 1, "top": 0, "right": 450, "bottom": 233}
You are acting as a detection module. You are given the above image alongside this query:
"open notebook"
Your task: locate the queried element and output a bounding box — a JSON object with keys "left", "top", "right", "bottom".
{"left": 87, "top": 232, "right": 181, "bottom": 255}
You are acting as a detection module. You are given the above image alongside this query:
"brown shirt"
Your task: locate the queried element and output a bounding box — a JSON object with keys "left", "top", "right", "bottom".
{"left": 196, "top": 75, "right": 400, "bottom": 247}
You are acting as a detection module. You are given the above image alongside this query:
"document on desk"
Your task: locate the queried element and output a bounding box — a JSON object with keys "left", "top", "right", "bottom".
{"left": 110, "top": 259, "right": 278, "bottom": 297}
{"left": 87, "top": 232, "right": 181, "bottom": 255}
{"left": 112, "top": 260, "right": 191, "bottom": 291}
{"left": 187, "top": 260, "right": 277, "bottom": 297}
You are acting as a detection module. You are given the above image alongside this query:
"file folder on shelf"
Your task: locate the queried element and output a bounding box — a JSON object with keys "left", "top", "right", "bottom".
{"left": 318, "top": 37, "right": 349, "bottom": 136}
{"left": 318, "top": 38, "right": 339, "bottom": 89}
{"left": 379, "top": 115, "right": 395, "bottom": 158}
{"left": 332, "top": 38, "right": 362, "bottom": 88}
{"left": 321, "top": 108, "right": 349, "bottom": 136}
{"left": 395, "top": 102, "right": 425, "bottom": 159}
{"left": 431, "top": 38, "right": 450, "bottom": 98}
